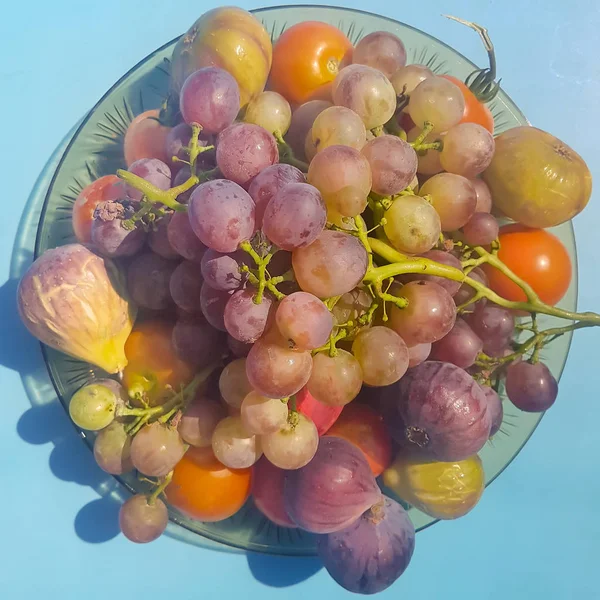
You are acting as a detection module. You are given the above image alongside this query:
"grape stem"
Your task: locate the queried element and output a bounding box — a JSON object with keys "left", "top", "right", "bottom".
{"left": 273, "top": 130, "right": 309, "bottom": 172}
{"left": 409, "top": 121, "right": 434, "bottom": 149}
{"left": 312, "top": 329, "right": 348, "bottom": 356}
{"left": 239, "top": 241, "right": 287, "bottom": 302}
{"left": 116, "top": 170, "right": 194, "bottom": 212}
{"left": 365, "top": 236, "right": 600, "bottom": 326}
{"left": 148, "top": 470, "right": 173, "bottom": 505}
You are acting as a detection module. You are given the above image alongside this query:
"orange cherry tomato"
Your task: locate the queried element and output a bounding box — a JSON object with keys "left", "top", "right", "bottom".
{"left": 123, "top": 320, "right": 195, "bottom": 405}
{"left": 123, "top": 109, "right": 171, "bottom": 167}
{"left": 326, "top": 403, "right": 392, "bottom": 476}
{"left": 166, "top": 447, "right": 251, "bottom": 522}
{"left": 269, "top": 21, "right": 353, "bottom": 106}
{"left": 441, "top": 75, "right": 494, "bottom": 134}
{"left": 484, "top": 224, "right": 572, "bottom": 306}
{"left": 72, "top": 175, "right": 123, "bottom": 243}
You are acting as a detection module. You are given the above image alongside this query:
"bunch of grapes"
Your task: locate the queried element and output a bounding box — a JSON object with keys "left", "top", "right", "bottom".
{"left": 22, "top": 9, "right": 597, "bottom": 597}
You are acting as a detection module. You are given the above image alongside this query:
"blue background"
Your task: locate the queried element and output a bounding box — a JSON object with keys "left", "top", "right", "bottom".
{"left": 1, "top": 0, "right": 599, "bottom": 598}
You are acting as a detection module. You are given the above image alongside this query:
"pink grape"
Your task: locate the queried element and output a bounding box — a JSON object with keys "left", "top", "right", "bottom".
{"left": 352, "top": 31, "right": 407, "bottom": 78}
{"left": 201, "top": 249, "right": 248, "bottom": 292}
{"left": 130, "top": 421, "right": 186, "bottom": 477}
{"left": 307, "top": 145, "right": 372, "bottom": 217}
{"left": 224, "top": 289, "right": 273, "bottom": 344}
{"left": 407, "top": 342, "right": 431, "bottom": 368}
{"left": 125, "top": 158, "right": 171, "bottom": 201}
{"left": 404, "top": 249, "right": 463, "bottom": 296}
{"left": 361, "top": 135, "right": 418, "bottom": 196}
{"left": 216, "top": 122, "right": 279, "bottom": 187}
{"left": 169, "top": 260, "right": 203, "bottom": 314}
{"left": 172, "top": 317, "right": 225, "bottom": 368}
{"left": 285, "top": 100, "right": 332, "bottom": 159}
{"left": 241, "top": 391, "right": 289, "bottom": 435}
{"left": 93, "top": 421, "right": 133, "bottom": 475}
{"left": 178, "top": 396, "right": 226, "bottom": 447}
{"left": 317, "top": 497, "right": 415, "bottom": 595}
{"left": 211, "top": 415, "right": 262, "bottom": 468}
{"left": 262, "top": 183, "right": 327, "bottom": 251}
{"left": 390, "top": 64, "right": 433, "bottom": 96}
{"left": 311, "top": 106, "right": 367, "bottom": 152}
{"left": 246, "top": 333, "right": 313, "bottom": 398}
{"left": 284, "top": 436, "right": 381, "bottom": 533}
{"left": 247, "top": 164, "right": 306, "bottom": 226}
{"left": 219, "top": 358, "right": 253, "bottom": 409}
{"left": 167, "top": 211, "right": 207, "bottom": 263}
{"left": 148, "top": 213, "right": 179, "bottom": 259}
{"left": 419, "top": 173, "right": 478, "bottom": 232}
{"left": 462, "top": 212, "right": 500, "bottom": 246}
{"left": 388, "top": 281, "right": 457, "bottom": 346}
{"left": 481, "top": 385, "right": 503, "bottom": 436}
{"left": 307, "top": 350, "right": 363, "bottom": 406}
{"left": 179, "top": 67, "right": 240, "bottom": 134}
{"left": 261, "top": 412, "right": 319, "bottom": 470}
{"left": 408, "top": 76, "right": 465, "bottom": 132}
{"left": 252, "top": 457, "right": 297, "bottom": 527}
{"left": 119, "top": 495, "right": 168, "bottom": 544}
{"left": 471, "top": 178, "right": 493, "bottom": 213}
{"left": 352, "top": 326, "right": 409, "bottom": 386}
{"left": 440, "top": 123, "right": 495, "bottom": 178}
{"left": 188, "top": 179, "right": 255, "bottom": 253}
{"left": 275, "top": 292, "right": 334, "bottom": 351}
{"left": 430, "top": 319, "right": 483, "bottom": 369}
{"left": 332, "top": 64, "right": 396, "bottom": 129}
{"left": 331, "top": 288, "right": 373, "bottom": 329}
{"left": 292, "top": 230, "right": 368, "bottom": 298}
{"left": 127, "top": 252, "right": 177, "bottom": 310}
{"left": 505, "top": 361, "right": 558, "bottom": 412}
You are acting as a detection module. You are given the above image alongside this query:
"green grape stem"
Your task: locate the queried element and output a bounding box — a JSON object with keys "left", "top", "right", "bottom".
{"left": 365, "top": 236, "right": 600, "bottom": 326}
{"left": 148, "top": 470, "right": 174, "bottom": 505}
{"left": 239, "top": 241, "right": 287, "bottom": 303}
{"left": 273, "top": 130, "right": 309, "bottom": 172}
{"left": 116, "top": 170, "right": 194, "bottom": 212}
{"left": 409, "top": 121, "right": 434, "bottom": 149}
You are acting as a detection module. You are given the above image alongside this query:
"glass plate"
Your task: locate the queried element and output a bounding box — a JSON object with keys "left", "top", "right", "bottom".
{"left": 33, "top": 5, "right": 577, "bottom": 556}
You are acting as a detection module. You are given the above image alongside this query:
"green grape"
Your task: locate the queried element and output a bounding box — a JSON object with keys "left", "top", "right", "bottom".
{"left": 69, "top": 379, "right": 122, "bottom": 431}
{"left": 244, "top": 91, "right": 292, "bottom": 135}
{"left": 408, "top": 76, "right": 465, "bottom": 133}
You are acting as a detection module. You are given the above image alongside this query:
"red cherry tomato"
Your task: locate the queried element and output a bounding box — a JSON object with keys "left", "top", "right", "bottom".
{"left": 72, "top": 175, "right": 123, "bottom": 243}
{"left": 484, "top": 224, "right": 572, "bottom": 306}
{"left": 441, "top": 75, "right": 494, "bottom": 134}
{"left": 326, "top": 403, "right": 392, "bottom": 476}
{"left": 296, "top": 386, "right": 343, "bottom": 435}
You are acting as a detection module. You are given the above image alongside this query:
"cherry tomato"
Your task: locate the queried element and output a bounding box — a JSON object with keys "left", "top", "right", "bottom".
{"left": 296, "top": 386, "right": 342, "bottom": 435}
{"left": 441, "top": 75, "right": 494, "bottom": 134}
{"left": 123, "top": 320, "right": 195, "bottom": 405}
{"left": 326, "top": 403, "right": 392, "bottom": 476}
{"left": 166, "top": 447, "right": 251, "bottom": 522}
{"left": 72, "top": 175, "right": 123, "bottom": 243}
{"left": 484, "top": 224, "right": 572, "bottom": 306}
{"left": 269, "top": 21, "right": 353, "bottom": 106}
{"left": 123, "top": 109, "right": 171, "bottom": 167}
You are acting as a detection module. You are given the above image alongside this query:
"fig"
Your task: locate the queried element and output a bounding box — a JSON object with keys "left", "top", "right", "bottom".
{"left": 386, "top": 361, "right": 491, "bottom": 461}
{"left": 18, "top": 244, "right": 136, "bottom": 373}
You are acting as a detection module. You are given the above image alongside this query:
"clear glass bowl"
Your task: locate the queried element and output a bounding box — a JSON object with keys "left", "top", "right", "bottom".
{"left": 34, "top": 5, "right": 577, "bottom": 555}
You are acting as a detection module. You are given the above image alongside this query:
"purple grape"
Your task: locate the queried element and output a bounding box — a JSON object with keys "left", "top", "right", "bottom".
{"left": 462, "top": 212, "right": 500, "bottom": 246}
{"left": 454, "top": 266, "right": 488, "bottom": 309}
{"left": 227, "top": 334, "right": 252, "bottom": 357}
{"left": 263, "top": 183, "right": 327, "bottom": 251}
{"left": 389, "top": 361, "right": 492, "bottom": 461}
{"left": 171, "top": 317, "right": 226, "bottom": 367}
{"left": 430, "top": 318, "right": 483, "bottom": 369}
{"left": 405, "top": 249, "right": 463, "bottom": 296}
{"left": 169, "top": 260, "right": 203, "bottom": 314}
{"left": 465, "top": 303, "right": 515, "bottom": 349}
{"left": 127, "top": 252, "right": 178, "bottom": 310}
{"left": 470, "top": 178, "right": 493, "bottom": 213}
{"left": 178, "top": 396, "right": 227, "bottom": 448}
{"left": 148, "top": 213, "right": 179, "bottom": 259}
{"left": 223, "top": 289, "right": 273, "bottom": 344}
{"left": 171, "top": 167, "right": 198, "bottom": 203}
{"left": 179, "top": 67, "right": 240, "bottom": 134}
{"left": 119, "top": 495, "right": 168, "bottom": 544}
{"left": 125, "top": 158, "right": 171, "bottom": 201}
{"left": 216, "top": 122, "right": 279, "bottom": 187}
{"left": 165, "top": 124, "right": 216, "bottom": 173}
{"left": 407, "top": 342, "right": 431, "bottom": 368}
{"left": 200, "top": 282, "right": 233, "bottom": 331}
{"left": 91, "top": 199, "right": 146, "bottom": 258}
{"left": 130, "top": 421, "right": 186, "bottom": 477}
{"left": 284, "top": 436, "right": 382, "bottom": 533}
{"left": 253, "top": 457, "right": 297, "bottom": 528}
{"left": 200, "top": 249, "right": 249, "bottom": 291}
{"left": 248, "top": 164, "right": 306, "bottom": 226}
{"left": 93, "top": 421, "right": 133, "bottom": 475}
{"left": 188, "top": 180, "right": 255, "bottom": 253}
{"left": 481, "top": 385, "right": 503, "bottom": 436}
{"left": 167, "top": 210, "right": 207, "bottom": 262}
{"left": 505, "top": 361, "right": 558, "bottom": 412}
{"left": 317, "top": 497, "right": 415, "bottom": 594}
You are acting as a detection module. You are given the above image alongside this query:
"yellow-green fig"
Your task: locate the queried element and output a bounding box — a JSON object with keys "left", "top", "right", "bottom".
{"left": 17, "top": 244, "right": 136, "bottom": 373}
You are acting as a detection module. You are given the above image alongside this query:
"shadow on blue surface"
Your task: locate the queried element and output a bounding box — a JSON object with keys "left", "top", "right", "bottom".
{"left": 246, "top": 552, "right": 323, "bottom": 588}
